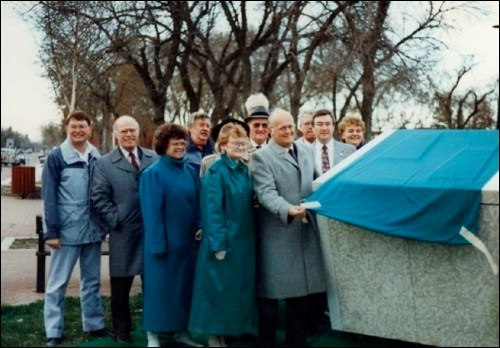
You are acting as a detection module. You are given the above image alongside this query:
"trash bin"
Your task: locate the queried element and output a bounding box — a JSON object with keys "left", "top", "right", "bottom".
{"left": 11, "top": 166, "right": 35, "bottom": 199}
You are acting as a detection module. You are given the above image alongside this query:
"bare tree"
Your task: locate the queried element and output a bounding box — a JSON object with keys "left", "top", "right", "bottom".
{"left": 431, "top": 66, "right": 495, "bottom": 129}
{"left": 181, "top": 1, "right": 289, "bottom": 123}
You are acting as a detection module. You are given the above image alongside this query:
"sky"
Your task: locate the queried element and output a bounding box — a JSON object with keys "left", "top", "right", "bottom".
{"left": 1, "top": 2, "right": 499, "bottom": 143}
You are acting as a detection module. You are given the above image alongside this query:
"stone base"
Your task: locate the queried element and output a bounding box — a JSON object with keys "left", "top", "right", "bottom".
{"left": 318, "top": 203, "right": 499, "bottom": 347}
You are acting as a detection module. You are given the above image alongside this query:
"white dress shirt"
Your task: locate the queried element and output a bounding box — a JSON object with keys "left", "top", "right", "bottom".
{"left": 119, "top": 146, "right": 140, "bottom": 167}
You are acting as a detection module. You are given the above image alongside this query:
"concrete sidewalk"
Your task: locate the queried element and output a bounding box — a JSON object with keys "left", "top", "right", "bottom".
{"left": 1, "top": 168, "right": 141, "bottom": 306}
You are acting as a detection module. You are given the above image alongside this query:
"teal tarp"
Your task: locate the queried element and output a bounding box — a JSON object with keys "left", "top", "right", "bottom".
{"left": 307, "top": 130, "right": 499, "bottom": 244}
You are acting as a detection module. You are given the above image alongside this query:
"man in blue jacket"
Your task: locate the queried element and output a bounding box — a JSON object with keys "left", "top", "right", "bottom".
{"left": 42, "top": 111, "right": 108, "bottom": 347}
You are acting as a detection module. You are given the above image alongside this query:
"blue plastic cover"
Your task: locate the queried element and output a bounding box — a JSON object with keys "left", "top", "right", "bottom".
{"left": 307, "top": 130, "right": 499, "bottom": 244}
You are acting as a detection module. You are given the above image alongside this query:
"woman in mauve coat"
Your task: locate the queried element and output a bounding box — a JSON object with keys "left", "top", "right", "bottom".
{"left": 189, "top": 123, "right": 258, "bottom": 347}
{"left": 140, "top": 123, "right": 202, "bottom": 348}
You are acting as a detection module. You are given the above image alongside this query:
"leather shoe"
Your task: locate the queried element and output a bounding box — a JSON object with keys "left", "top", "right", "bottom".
{"left": 88, "top": 328, "right": 114, "bottom": 338}
{"left": 46, "top": 337, "right": 63, "bottom": 347}
{"left": 116, "top": 334, "right": 133, "bottom": 343}
{"left": 174, "top": 331, "right": 203, "bottom": 347}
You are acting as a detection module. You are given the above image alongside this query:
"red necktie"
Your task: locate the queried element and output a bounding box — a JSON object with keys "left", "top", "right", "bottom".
{"left": 321, "top": 145, "right": 330, "bottom": 173}
{"left": 129, "top": 152, "right": 139, "bottom": 170}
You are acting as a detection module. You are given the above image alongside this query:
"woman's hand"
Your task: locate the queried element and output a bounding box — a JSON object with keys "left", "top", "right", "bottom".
{"left": 194, "top": 229, "right": 202, "bottom": 241}
{"left": 214, "top": 250, "right": 226, "bottom": 260}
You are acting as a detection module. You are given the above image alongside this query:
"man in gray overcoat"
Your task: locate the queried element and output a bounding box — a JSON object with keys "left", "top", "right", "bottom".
{"left": 251, "top": 109, "right": 326, "bottom": 347}
{"left": 91, "top": 115, "right": 157, "bottom": 343}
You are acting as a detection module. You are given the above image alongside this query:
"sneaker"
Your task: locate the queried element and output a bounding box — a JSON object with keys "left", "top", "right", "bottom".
{"left": 46, "top": 337, "right": 62, "bottom": 347}
{"left": 147, "top": 331, "right": 160, "bottom": 347}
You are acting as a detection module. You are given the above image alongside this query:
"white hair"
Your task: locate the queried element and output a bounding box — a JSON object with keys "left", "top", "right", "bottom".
{"left": 113, "top": 115, "right": 140, "bottom": 133}
{"left": 268, "top": 108, "right": 292, "bottom": 127}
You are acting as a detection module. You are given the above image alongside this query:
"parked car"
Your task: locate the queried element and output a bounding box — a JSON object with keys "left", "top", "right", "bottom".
{"left": 17, "top": 153, "right": 26, "bottom": 165}
{"left": 1, "top": 148, "right": 24, "bottom": 166}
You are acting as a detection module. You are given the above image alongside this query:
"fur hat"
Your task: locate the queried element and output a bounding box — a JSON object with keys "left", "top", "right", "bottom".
{"left": 244, "top": 93, "right": 269, "bottom": 122}
{"left": 211, "top": 118, "right": 250, "bottom": 143}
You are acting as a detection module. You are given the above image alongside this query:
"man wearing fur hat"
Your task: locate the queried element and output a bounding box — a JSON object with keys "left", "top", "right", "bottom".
{"left": 244, "top": 93, "right": 271, "bottom": 150}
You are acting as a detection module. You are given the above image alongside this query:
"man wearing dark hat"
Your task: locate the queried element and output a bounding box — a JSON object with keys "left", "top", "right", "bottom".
{"left": 244, "top": 93, "right": 270, "bottom": 150}
{"left": 200, "top": 118, "right": 251, "bottom": 177}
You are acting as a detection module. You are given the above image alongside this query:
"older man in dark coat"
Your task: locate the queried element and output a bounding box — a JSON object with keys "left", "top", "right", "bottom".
{"left": 252, "top": 108, "right": 326, "bottom": 347}
{"left": 92, "top": 115, "right": 157, "bottom": 343}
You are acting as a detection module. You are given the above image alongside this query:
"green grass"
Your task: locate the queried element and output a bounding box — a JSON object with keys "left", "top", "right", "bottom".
{"left": 1, "top": 294, "right": 143, "bottom": 347}
{"left": 1, "top": 294, "right": 429, "bottom": 347}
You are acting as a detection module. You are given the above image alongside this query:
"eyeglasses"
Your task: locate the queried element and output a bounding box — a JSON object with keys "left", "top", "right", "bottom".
{"left": 118, "top": 128, "right": 138, "bottom": 134}
{"left": 275, "top": 124, "right": 295, "bottom": 132}
{"left": 169, "top": 140, "right": 187, "bottom": 147}
{"left": 228, "top": 141, "right": 249, "bottom": 149}
{"left": 68, "top": 125, "right": 89, "bottom": 130}
{"left": 251, "top": 123, "right": 269, "bottom": 129}
{"left": 301, "top": 122, "right": 313, "bottom": 127}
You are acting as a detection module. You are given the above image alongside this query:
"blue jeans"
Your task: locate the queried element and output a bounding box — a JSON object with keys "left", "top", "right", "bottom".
{"left": 44, "top": 243, "right": 105, "bottom": 338}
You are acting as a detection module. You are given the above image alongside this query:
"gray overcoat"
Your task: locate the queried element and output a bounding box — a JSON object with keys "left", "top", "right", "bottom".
{"left": 251, "top": 139, "right": 326, "bottom": 299}
{"left": 92, "top": 147, "right": 157, "bottom": 277}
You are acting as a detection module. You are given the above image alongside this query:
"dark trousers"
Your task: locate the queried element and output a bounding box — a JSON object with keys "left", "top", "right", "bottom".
{"left": 110, "top": 276, "right": 135, "bottom": 338}
{"left": 307, "top": 292, "right": 328, "bottom": 333}
{"left": 258, "top": 296, "right": 310, "bottom": 347}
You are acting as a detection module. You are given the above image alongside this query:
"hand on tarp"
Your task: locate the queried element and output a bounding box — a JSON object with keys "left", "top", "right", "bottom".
{"left": 288, "top": 205, "right": 307, "bottom": 223}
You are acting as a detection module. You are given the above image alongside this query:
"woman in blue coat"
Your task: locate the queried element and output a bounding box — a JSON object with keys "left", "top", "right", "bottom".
{"left": 189, "top": 123, "right": 258, "bottom": 347}
{"left": 140, "top": 123, "right": 202, "bottom": 347}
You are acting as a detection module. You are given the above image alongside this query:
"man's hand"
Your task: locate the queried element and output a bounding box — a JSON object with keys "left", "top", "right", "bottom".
{"left": 288, "top": 206, "right": 306, "bottom": 220}
{"left": 46, "top": 238, "right": 61, "bottom": 250}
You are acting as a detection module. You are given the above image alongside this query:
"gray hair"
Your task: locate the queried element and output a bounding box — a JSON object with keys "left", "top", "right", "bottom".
{"left": 298, "top": 110, "right": 314, "bottom": 126}
{"left": 188, "top": 109, "right": 210, "bottom": 126}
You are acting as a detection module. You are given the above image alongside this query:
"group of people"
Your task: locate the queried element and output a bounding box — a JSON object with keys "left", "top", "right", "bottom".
{"left": 41, "top": 94, "right": 366, "bottom": 347}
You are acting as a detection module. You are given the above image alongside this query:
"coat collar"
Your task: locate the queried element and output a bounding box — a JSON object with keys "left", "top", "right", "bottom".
{"left": 268, "top": 139, "right": 299, "bottom": 168}
{"left": 60, "top": 138, "right": 100, "bottom": 165}
{"left": 111, "top": 146, "right": 155, "bottom": 172}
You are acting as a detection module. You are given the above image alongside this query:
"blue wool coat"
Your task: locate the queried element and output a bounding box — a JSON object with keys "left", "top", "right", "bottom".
{"left": 139, "top": 155, "right": 201, "bottom": 333}
{"left": 189, "top": 155, "right": 258, "bottom": 336}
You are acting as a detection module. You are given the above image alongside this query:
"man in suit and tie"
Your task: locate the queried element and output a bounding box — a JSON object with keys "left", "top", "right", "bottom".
{"left": 251, "top": 108, "right": 326, "bottom": 347}
{"left": 312, "top": 109, "right": 356, "bottom": 175}
{"left": 91, "top": 115, "right": 157, "bottom": 343}
{"left": 309, "top": 108, "right": 356, "bottom": 332}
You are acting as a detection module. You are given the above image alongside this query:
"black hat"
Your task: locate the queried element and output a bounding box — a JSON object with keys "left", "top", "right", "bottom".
{"left": 211, "top": 118, "right": 251, "bottom": 142}
{"left": 244, "top": 106, "right": 270, "bottom": 123}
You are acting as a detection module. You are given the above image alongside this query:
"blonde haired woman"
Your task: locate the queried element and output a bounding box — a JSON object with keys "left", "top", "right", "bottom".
{"left": 189, "top": 123, "right": 257, "bottom": 347}
{"left": 338, "top": 114, "right": 366, "bottom": 149}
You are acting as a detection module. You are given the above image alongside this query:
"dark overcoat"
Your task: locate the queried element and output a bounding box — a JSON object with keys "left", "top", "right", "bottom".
{"left": 92, "top": 147, "right": 157, "bottom": 276}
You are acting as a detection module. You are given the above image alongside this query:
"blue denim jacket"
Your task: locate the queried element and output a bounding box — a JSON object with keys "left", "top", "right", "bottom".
{"left": 42, "top": 139, "right": 106, "bottom": 245}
